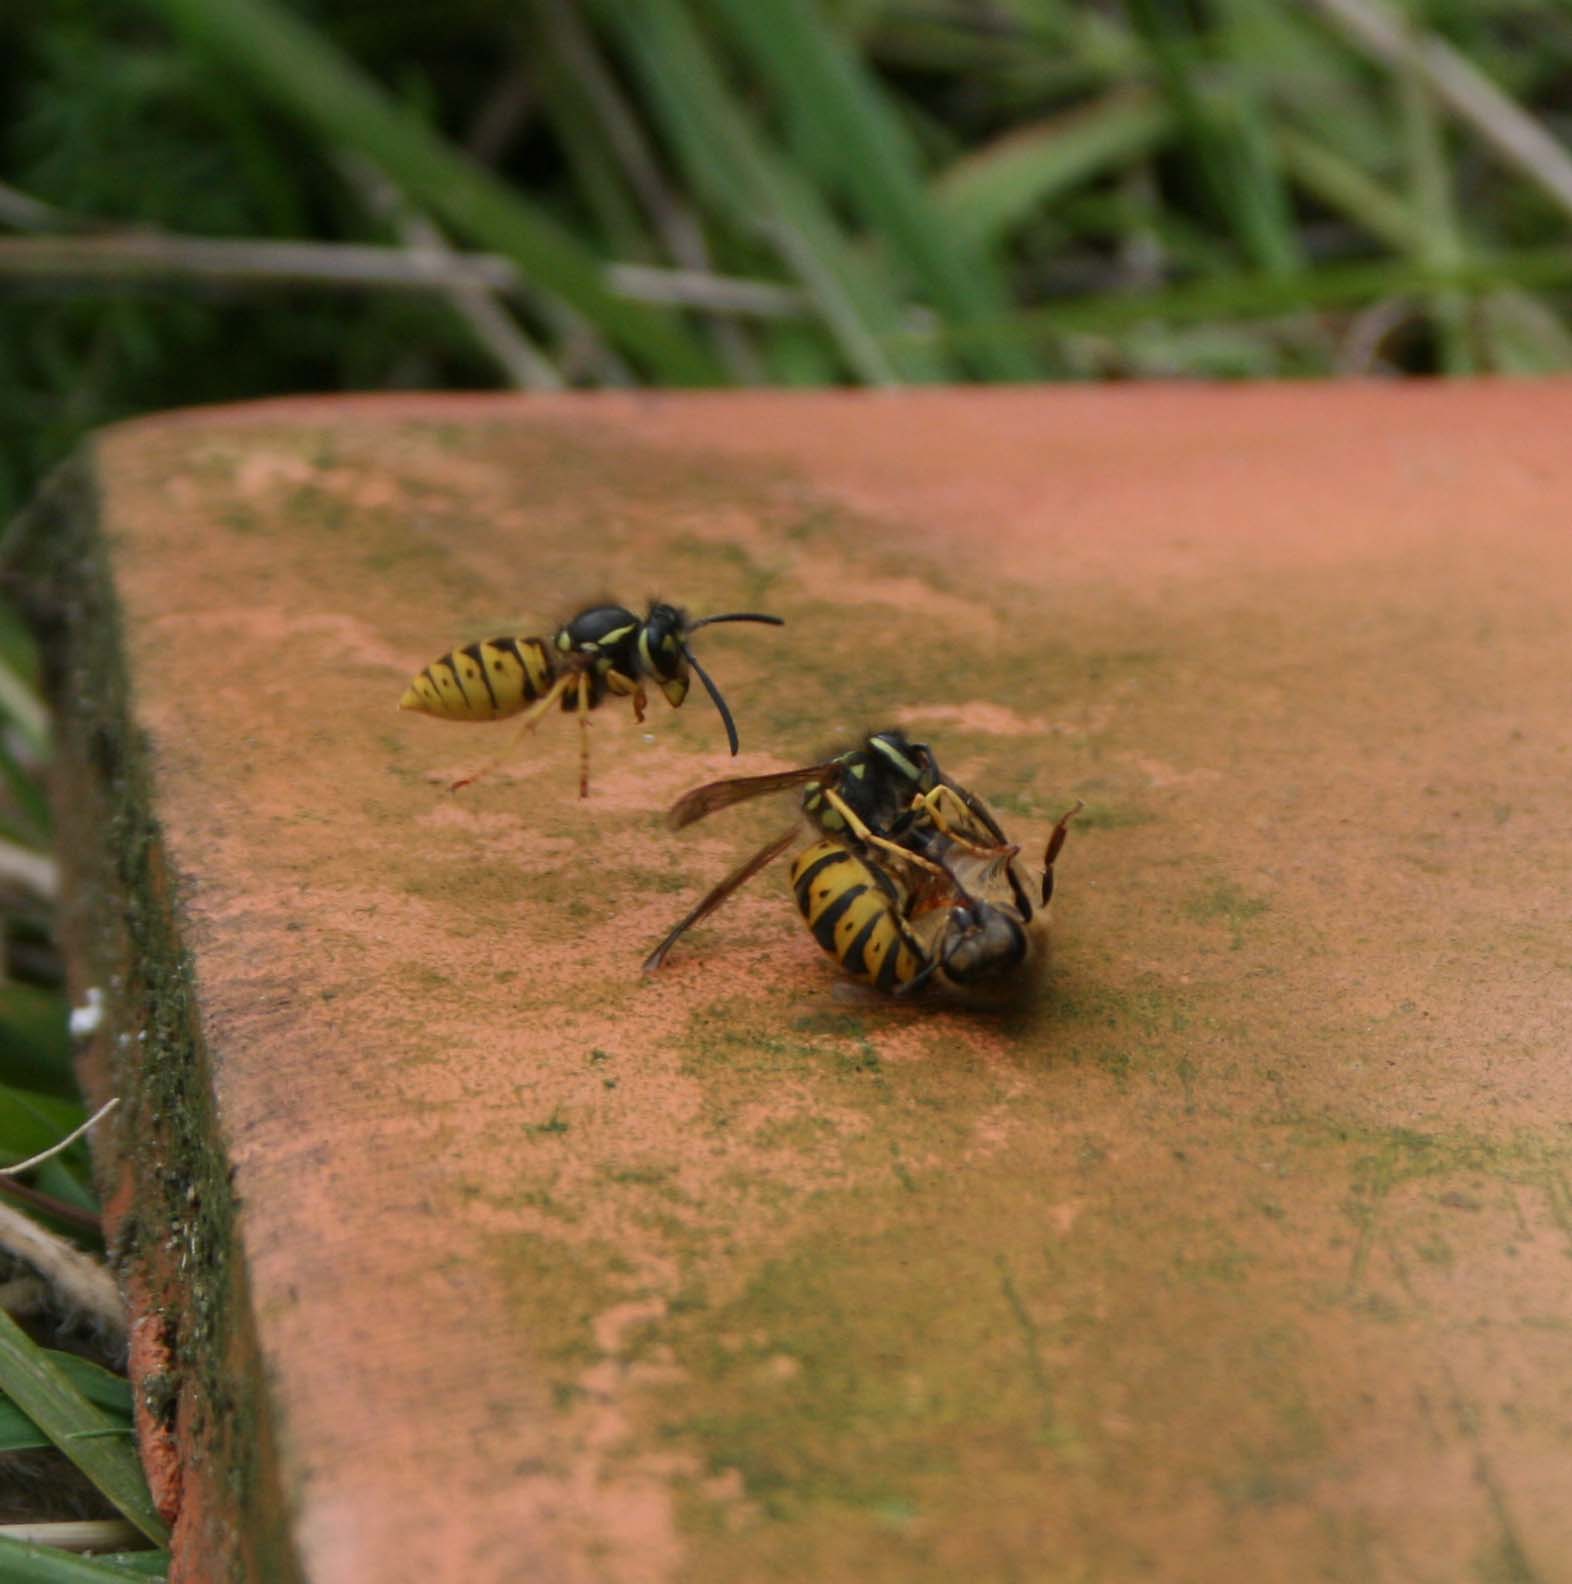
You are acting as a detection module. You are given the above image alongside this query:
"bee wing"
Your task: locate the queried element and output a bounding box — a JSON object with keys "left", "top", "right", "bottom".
{"left": 667, "top": 762, "right": 843, "bottom": 830}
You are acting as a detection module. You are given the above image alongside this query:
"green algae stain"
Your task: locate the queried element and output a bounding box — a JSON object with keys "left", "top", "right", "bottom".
{"left": 491, "top": 1231, "right": 624, "bottom": 1373}
{"left": 1185, "top": 878, "right": 1270, "bottom": 929}
{"left": 651, "top": 1218, "right": 1066, "bottom": 1514}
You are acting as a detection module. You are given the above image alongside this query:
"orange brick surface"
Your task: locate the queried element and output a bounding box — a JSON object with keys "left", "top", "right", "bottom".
{"left": 15, "top": 385, "right": 1572, "bottom": 1583}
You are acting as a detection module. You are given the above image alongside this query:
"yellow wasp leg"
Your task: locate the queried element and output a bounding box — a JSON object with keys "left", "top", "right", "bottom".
{"left": 449, "top": 671, "right": 574, "bottom": 792}
{"left": 819, "top": 787, "right": 948, "bottom": 878}
{"left": 602, "top": 667, "right": 647, "bottom": 724}
{"left": 576, "top": 671, "right": 593, "bottom": 799}
{"left": 911, "top": 785, "right": 1016, "bottom": 859}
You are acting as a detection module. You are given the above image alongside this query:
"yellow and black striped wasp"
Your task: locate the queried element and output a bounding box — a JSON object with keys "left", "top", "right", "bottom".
{"left": 400, "top": 599, "right": 782, "bottom": 797}
{"left": 643, "top": 729, "right": 1079, "bottom": 995}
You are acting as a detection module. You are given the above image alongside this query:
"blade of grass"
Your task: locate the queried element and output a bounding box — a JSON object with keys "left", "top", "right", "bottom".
{"left": 531, "top": 0, "right": 764, "bottom": 381}
{"left": 135, "top": 0, "right": 723, "bottom": 384}
{"left": 1211, "top": 0, "right": 1305, "bottom": 273}
{"left": 0, "top": 1177, "right": 103, "bottom": 1240}
{"left": 932, "top": 90, "right": 1173, "bottom": 250}
{"left": 0, "top": 234, "right": 805, "bottom": 321}
{"left": 339, "top": 155, "right": 565, "bottom": 392}
{"left": 596, "top": 0, "right": 944, "bottom": 383}
{"left": 0, "top": 1524, "right": 141, "bottom": 1554}
{"left": 702, "top": 0, "right": 1038, "bottom": 379}
{"left": 0, "top": 1308, "right": 165, "bottom": 1546}
{"left": 1397, "top": 59, "right": 1473, "bottom": 372}
{"left": 0, "top": 650, "right": 49, "bottom": 759}
{"left": 42, "top": 1351, "right": 133, "bottom": 1418}
{"left": 1476, "top": 289, "right": 1572, "bottom": 373}
{"left": 1195, "top": 0, "right": 1392, "bottom": 170}
{"left": 1126, "top": 0, "right": 1301, "bottom": 276}
{"left": 1, "top": 1085, "right": 91, "bottom": 1166}
{"left": 0, "top": 986, "right": 74, "bottom": 1101}
{"left": 0, "top": 1350, "right": 132, "bottom": 1450}
{"left": 1275, "top": 127, "right": 1422, "bottom": 252}
{"left": 918, "top": 247, "right": 1572, "bottom": 342}
{"left": 0, "top": 1396, "right": 52, "bottom": 1452}
{"left": 0, "top": 1084, "right": 97, "bottom": 1214}
{"left": 526, "top": 15, "right": 653, "bottom": 265}
{"left": 1311, "top": 0, "right": 1572, "bottom": 222}
{"left": 0, "top": 735, "right": 51, "bottom": 844}
{"left": 0, "top": 1536, "right": 166, "bottom": 1582}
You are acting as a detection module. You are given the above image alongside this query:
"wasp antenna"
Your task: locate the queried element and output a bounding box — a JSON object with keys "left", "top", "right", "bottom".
{"left": 684, "top": 611, "right": 785, "bottom": 632}
{"left": 682, "top": 645, "right": 741, "bottom": 755}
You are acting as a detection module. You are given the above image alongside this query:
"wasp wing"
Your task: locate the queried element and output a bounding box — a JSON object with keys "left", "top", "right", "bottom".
{"left": 667, "top": 762, "right": 843, "bottom": 830}
{"left": 642, "top": 827, "right": 799, "bottom": 972}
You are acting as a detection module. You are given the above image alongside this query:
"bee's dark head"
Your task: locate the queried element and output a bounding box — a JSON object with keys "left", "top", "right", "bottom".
{"left": 938, "top": 900, "right": 1031, "bottom": 985}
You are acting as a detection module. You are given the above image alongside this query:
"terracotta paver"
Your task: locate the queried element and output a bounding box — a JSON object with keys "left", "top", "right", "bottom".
{"left": 11, "top": 383, "right": 1572, "bottom": 1583}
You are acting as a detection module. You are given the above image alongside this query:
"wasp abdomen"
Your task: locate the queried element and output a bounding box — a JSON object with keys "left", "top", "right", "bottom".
{"left": 791, "top": 839, "right": 925, "bottom": 992}
{"left": 400, "top": 636, "right": 557, "bottom": 721}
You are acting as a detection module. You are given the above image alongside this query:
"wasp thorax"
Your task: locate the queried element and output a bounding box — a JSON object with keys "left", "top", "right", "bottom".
{"left": 558, "top": 604, "right": 641, "bottom": 662}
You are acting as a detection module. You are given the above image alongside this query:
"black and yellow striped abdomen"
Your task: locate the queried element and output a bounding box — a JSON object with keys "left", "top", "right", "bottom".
{"left": 399, "top": 636, "right": 557, "bottom": 721}
{"left": 790, "top": 838, "right": 926, "bottom": 993}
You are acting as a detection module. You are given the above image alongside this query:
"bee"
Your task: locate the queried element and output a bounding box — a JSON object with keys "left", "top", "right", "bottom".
{"left": 643, "top": 729, "right": 1079, "bottom": 994}
{"left": 399, "top": 600, "right": 783, "bottom": 797}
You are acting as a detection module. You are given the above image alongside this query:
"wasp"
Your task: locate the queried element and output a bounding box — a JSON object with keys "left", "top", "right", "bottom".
{"left": 642, "top": 729, "right": 1079, "bottom": 994}
{"left": 399, "top": 600, "right": 783, "bottom": 797}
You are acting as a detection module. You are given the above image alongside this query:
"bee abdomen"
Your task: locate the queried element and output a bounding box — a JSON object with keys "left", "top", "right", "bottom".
{"left": 399, "top": 636, "right": 556, "bottom": 720}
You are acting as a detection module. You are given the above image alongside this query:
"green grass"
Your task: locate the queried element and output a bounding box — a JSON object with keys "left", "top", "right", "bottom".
{"left": 0, "top": 624, "right": 171, "bottom": 1577}
{"left": 6, "top": 1, "right": 1572, "bottom": 522}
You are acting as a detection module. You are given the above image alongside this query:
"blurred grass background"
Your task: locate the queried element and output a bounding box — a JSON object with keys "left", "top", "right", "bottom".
{"left": 6, "top": 0, "right": 1572, "bottom": 528}
{"left": 1, "top": 0, "right": 1571, "bottom": 1562}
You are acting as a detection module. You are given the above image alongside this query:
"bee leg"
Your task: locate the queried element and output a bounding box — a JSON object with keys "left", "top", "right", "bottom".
{"left": 450, "top": 672, "right": 573, "bottom": 792}
{"left": 891, "top": 916, "right": 943, "bottom": 998}
{"left": 1040, "top": 800, "right": 1083, "bottom": 906}
{"left": 819, "top": 787, "right": 948, "bottom": 878}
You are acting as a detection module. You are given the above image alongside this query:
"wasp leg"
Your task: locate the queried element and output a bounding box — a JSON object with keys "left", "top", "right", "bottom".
{"left": 912, "top": 785, "right": 1015, "bottom": 857}
{"left": 450, "top": 672, "right": 574, "bottom": 792}
{"left": 1040, "top": 800, "right": 1084, "bottom": 906}
{"left": 643, "top": 827, "right": 798, "bottom": 973}
{"left": 603, "top": 667, "right": 647, "bottom": 724}
{"left": 819, "top": 787, "right": 949, "bottom": 878}
{"left": 576, "top": 671, "right": 593, "bottom": 799}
